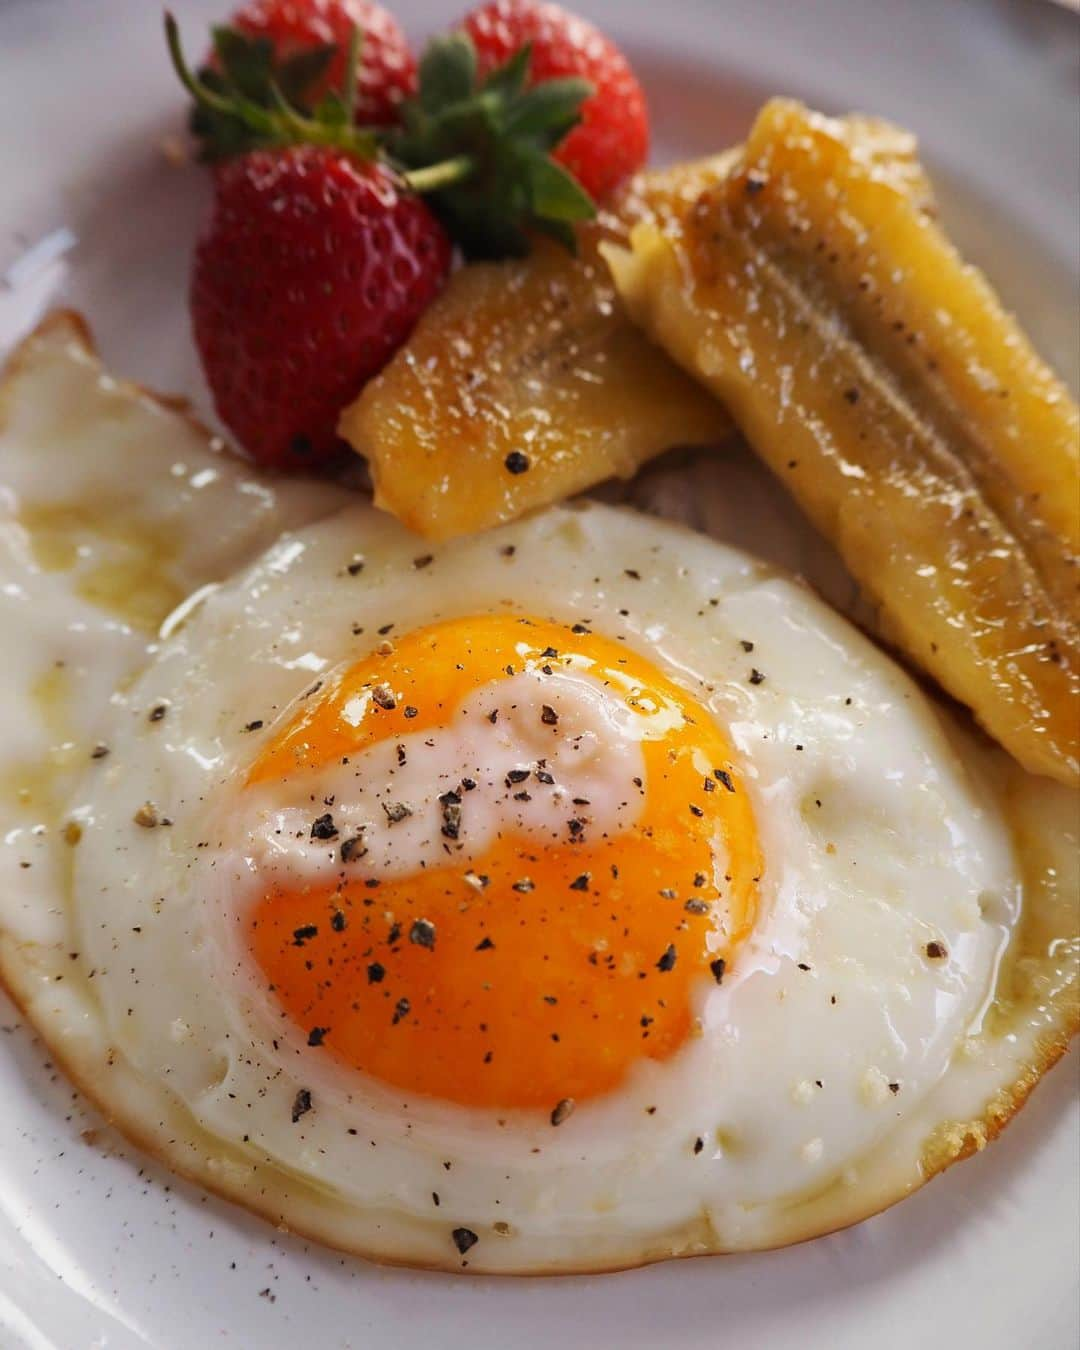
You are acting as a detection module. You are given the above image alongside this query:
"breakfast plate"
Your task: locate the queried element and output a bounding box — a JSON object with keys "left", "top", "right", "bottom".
{"left": 0, "top": 0, "right": 1077, "bottom": 1347}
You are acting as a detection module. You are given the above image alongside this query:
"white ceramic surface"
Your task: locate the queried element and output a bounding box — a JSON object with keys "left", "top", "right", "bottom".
{"left": 1, "top": 1, "right": 1078, "bottom": 1347}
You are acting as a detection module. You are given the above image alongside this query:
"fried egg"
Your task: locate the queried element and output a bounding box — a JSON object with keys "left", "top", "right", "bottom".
{"left": 1, "top": 314, "right": 1076, "bottom": 1274}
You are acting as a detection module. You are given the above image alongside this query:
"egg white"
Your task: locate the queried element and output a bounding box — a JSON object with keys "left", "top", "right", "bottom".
{"left": 0, "top": 315, "right": 1075, "bottom": 1274}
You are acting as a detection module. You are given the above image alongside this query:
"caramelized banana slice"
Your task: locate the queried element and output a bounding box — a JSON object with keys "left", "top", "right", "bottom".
{"left": 339, "top": 229, "right": 731, "bottom": 542}
{"left": 607, "top": 99, "right": 1080, "bottom": 785}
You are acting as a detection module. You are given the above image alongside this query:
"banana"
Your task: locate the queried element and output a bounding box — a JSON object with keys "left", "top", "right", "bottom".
{"left": 338, "top": 217, "right": 732, "bottom": 543}
{"left": 606, "top": 98, "right": 1080, "bottom": 784}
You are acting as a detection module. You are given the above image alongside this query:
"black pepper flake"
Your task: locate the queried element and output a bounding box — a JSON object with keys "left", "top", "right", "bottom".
{"left": 925, "top": 940, "right": 947, "bottom": 960}
{"left": 331, "top": 910, "right": 347, "bottom": 932}
{"left": 441, "top": 799, "right": 462, "bottom": 839}
{"left": 689, "top": 803, "right": 704, "bottom": 818}
{"left": 513, "top": 790, "right": 531, "bottom": 802}
{"left": 340, "top": 833, "right": 367, "bottom": 863}
{"left": 371, "top": 684, "right": 396, "bottom": 711}
{"left": 292, "top": 924, "right": 318, "bottom": 947}
{"left": 569, "top": 873, "right": 590, "bottom": 892}
{"left": 571, "top": 623, "right": 589, "bottom": 635}
{"left": 656, "top": 944, "right": 677, "bottom": 972}
{"left": 307, "top": 1026, "right": 328, "bottom": 1047}
{"left": 452, "top": 1227, "right": 479, "bottom": 1255}
{"left": 291, "top": 1088, "right": 312, "bottom": 1123}
{"left": 475, "top": 936, "right": 495, "bottom": 951}
{"left": 745, "top": 171, "right": 767, "bottom": 194}
{"left": 512, "top": 878, "right": 534, "bottom": 893}
{"left": 413, "top": 554, "right": 434, "bottom": 569}
{"left": 90, "top": 743, "right": 110, "bottom": 759}
{"left": 392, "top": 997, "right": 411, "bottom": 1025}
{"left": 500, "top": 545, "right": 516, "bottom": 558}
{"left": 693, "top": 1136, "right": 704, "bottom": 1155}
{"left": 403, "top": 705, "right": 419, "bottom": 719}
{"left": 535, "top": 770, "right": 555, "bottom": 785}
{"left": 843, "top": 386, "right": 860, "bottom": 405}
{"left": 310, "top": 812, "right": 338, "bottom": 841}
{"left": 383, "top": 801, "right": 412, "bottom": 824}
{"left": 748, "top": 669, "right": 766, "bottom": 685}
{"left": 367, "top": 962, "right": 385, "bottom": 984}
{"left": 550, "top": 1097, "right": 575, "bottom": 1126}
{"left": 346, "top": 559, "right": 365, "bottom": 576}
{"left": 506, "top": 768, "right": 530, "bottom": 786}
{"left": 460, "top": 777, "right": 477, "bottom": 791}
{"left": 709, "top": 957, "right": 726, "bottom": 985}
{"left": 694, "top": 872, "right": 706, "bottom": 887}
{"left": 797, "top": 962, "right": 811, "bottom": 972}
{"left": 540, "top": 646, "right": 559, "bottom": 659}
{"left": 409, "top": 918, "right": 436, "bottom": 950}
{"left": 243, "top": 720, "right": 264, "bottom": 732}
{"left": 888, "top": 1082, "right": 900, "bottom": 1094}
{"left": 148, "top": 704, "right": 168, "bottom": 722}
{"left": 740, "top": 640, "right": 754, "bottom": 653}
{"left": 504, "top": 450, "right": 530, "bottom": 475}
{"left": 703, "top": 777, "right": 716, "bottom": 792}
{"left": 684, "top": 898, "right": 708, "bottom": 915}
{"left": 540, "top": 704, "right": 558, "bottom": 726}
{"left": 713, "top": 769, "right": 735, "bottom": 793}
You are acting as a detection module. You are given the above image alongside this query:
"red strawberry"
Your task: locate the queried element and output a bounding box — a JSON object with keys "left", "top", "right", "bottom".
{"left": 191, "top": 147, "right": 451, "bottom": 470}
{"left": 221, "top": 0, "right": 416, "bottom": 125}
{"left": 460, "top": 0, "right": 649, "bottom": 200}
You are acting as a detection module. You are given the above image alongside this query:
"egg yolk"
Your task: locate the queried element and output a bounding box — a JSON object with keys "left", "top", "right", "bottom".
{"left": 247, "top": 615, "right": 760, "bottom": 1111}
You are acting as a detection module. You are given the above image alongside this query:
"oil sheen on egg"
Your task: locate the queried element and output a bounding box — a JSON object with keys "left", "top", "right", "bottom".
{"left": 61, "top": 502, "right": 1064, "bottom": 1272}
{"left": 1, "top": 318, "right": 1075, "bottom": 1275}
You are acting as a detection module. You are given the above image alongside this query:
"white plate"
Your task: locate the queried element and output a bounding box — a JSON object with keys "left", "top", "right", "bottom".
{"left": 1, "top": 1, "right": 1077, "bottom": 1347}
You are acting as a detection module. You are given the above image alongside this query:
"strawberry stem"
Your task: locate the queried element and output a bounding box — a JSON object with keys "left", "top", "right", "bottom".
{"left": 165, "top": 12, "right": 234, "bottom": 120}
{"left": 341, "top": 23, "right": 363, "bottom": 120}
{"left": 402, "top": 155, "right": 475, "bottom": 194}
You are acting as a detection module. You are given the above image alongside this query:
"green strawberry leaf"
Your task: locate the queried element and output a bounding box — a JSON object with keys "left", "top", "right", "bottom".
{"left": 520, "top": 150, "right": 595, "bottom": 221}
{"left": 502, "top": 78, "right": 590, "bottom": 145}
{"left": 482, "top": 41, "right": 531, "bottom": 99}
{"left": 313, "top": 90, "right": 351, "bottom": 129}
{"left": 417, "top": 34, "right": 478, "bottom": 112}
{"left": 167, "top": 12, "right": 376, "bottom": 163}
{"left": 277, "top": 45, "right": 337, "bottom": 104}
{"left": 391, "top": 31, "right": 597, "bottom": 258}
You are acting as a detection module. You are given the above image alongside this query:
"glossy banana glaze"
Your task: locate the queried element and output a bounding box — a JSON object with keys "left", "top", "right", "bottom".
{"left": 339, "top": 234, "right": 730, "bottom": 541}
{"left": 608, "top": 100, "right": 1080, "bottom": 785}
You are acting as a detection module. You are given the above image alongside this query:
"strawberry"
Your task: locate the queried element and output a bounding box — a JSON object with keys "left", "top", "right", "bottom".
{"left": 169, "top": 16, "right": 451, "bottom": 470}
{"left": 167, "top": 9, "right": 602, "bottom": 466}
{"left": 190, "top": 147, "right": 450, "bottom": 471}
{"left": 460, "top": 1, "right": 649, "bottom": 201}
{"left": 221, "top": 0, "right": 416, "bottom": 126}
